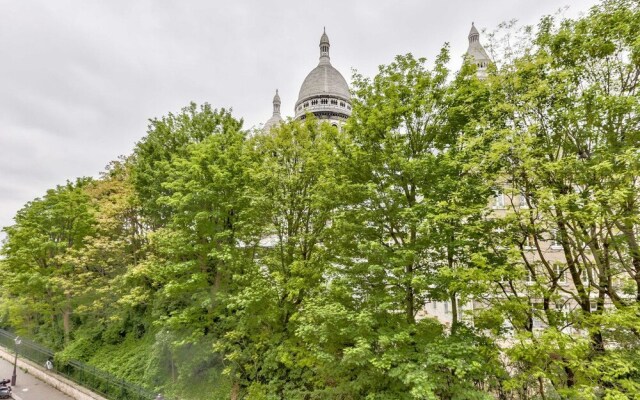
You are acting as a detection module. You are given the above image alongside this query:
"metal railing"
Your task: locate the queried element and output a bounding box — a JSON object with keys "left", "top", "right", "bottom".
{"left": 0, "top": 329, "right": 162, "bottom": 400}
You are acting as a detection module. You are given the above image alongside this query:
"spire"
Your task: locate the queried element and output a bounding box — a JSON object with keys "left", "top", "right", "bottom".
{"left": 319, "top": 28, "right": 330, "bottom": 65}
{"left": 465, "top": 22, "right": 491, "bottom": 79}
{"left": 272, "top": 89, "right": 281, "bottom": 115}
{"left": 468, "top": 22, "right": 480, "bottom": 43}
{"left": 264, "top": 89, "right": 283, "bottom": 132}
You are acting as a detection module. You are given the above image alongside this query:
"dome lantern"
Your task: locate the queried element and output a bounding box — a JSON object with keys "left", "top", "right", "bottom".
{"left": 272, "top": 89, "right": 281, "bottom": 115}
{"left": 468, "top": 22, "right": 480, "bottom": 43}
{"left": 319, "top": 27, "right": 330, "bottom": 64}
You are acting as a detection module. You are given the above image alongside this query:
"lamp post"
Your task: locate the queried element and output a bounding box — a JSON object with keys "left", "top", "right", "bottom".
{"left": 11, "top": 336, "right": 21, "bottom": 386}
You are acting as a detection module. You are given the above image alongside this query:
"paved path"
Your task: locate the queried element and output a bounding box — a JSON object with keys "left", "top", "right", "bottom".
{"left": 0, "top": 356, "right": 72, "bottom": 400}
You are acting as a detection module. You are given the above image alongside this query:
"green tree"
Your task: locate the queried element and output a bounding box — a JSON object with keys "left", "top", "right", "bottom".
{"left": 481, "top": 0, "right": 640, "bottom": 396}
{"left": 131, "top": 103, "right": 243, "bottom": 229}
{"left": 289, "top": 51, "right": 504, "bottom": 399}
{"left": 1, "top": 179, "right": 96, "bottom": 345}
{"left": 128, "top": 106, "right": 247, "bottom": 396}
{"left": 215, "top": 118, "right": 347, "bottom": 399}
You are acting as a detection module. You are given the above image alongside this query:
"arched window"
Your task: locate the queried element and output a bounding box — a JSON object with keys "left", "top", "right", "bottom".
{"left": 311, "top": 99, "right": 318, "bottom": 105}
{"left": 331, "top": 99, "right": 338, "bottom": 105}
{"left": 321, "top": 98, "right": 328, "bottom": 105}
{"left": 304, "top": 102, "right": 309, "bottom": 108}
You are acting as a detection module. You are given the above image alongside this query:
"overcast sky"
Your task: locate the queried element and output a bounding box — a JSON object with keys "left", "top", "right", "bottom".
{"left": 1, "top": 0, "right": 600, "bottom": 232}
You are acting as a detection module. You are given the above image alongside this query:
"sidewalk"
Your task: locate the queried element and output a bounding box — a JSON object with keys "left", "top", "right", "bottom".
{"left": 0, "top": 356, "right": 72, "bottom": 400}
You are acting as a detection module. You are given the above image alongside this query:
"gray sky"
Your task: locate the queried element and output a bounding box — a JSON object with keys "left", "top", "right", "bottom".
{"left": 1, "top": 0, "right": 600, "bottom": 232}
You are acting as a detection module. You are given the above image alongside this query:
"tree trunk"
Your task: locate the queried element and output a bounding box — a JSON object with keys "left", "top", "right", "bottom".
{"left": 171, "top": 356, "right": 176, "bottom": 382}
{"left": 538, "top": 376, "right": 547, "bottom": 399}
{"left": 63, "top": 294, "right": 72, "bottom": 344}
{"left": 62, "top": 310, "right": 71, "bottom": 344}
{"left": 405, "top": 267, "right": 415, "bottom": 324}
{"left": 230, "top": 381, "right": 240, "bottom": 400}
{"left": 447, "top": 236, "right": 458, "bottom": 332}
{"left": 590, "top": 290, "right": 606, "bottom": 354}
{"left": 450, "top": 293, "right": 459, "bottom": 333}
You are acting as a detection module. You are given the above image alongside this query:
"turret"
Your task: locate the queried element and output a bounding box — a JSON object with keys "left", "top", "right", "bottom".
{"left": 465, "top": 22, "right": 491, "bottom": 79}
{"left": 272, "top": 89, "right": 281, "bottom": 115}
{"left": 263, "top": 89, "right": 283, "bottom": 132}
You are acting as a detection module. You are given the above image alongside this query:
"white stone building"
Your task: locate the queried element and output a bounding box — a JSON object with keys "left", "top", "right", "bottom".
{"left": 465, "top": 22, "right": 491, "bottom": 79}
{"left": 264, "top": 25, "right": 491, "bottom": 130}
{"left": 263, "top": 28, "right": 353, "bottom": 131}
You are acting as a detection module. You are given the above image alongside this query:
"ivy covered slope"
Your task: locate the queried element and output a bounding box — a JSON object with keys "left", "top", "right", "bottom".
{"left": 1, "top": 1, "right": 640, "bottom": 399}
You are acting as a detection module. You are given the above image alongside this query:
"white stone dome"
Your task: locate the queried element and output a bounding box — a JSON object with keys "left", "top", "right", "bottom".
{"left": 294, "top": 29, "right": 352, "bottom": 122}
{"left": 297, "top": 64, "right": 351, "bottom": 102}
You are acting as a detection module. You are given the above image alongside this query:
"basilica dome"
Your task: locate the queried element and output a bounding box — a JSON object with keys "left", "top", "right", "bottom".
{"left": 294, "top": 29, "right": 352, "bottom": 123}
{"left": 297, "top": 64, "right": 351, "bottom": 102}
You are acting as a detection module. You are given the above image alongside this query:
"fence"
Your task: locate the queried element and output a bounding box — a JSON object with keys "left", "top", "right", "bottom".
{"left": 0, "top": 329, "right": 162, "bottom": 400}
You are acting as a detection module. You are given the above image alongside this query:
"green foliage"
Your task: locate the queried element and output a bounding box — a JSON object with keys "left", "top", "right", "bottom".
{"left": 1, "top": 1, "right": 640, "bottom": 399}
{"left": 131, "top": 103, "right": 243, "bottom": 229}
{"left": 1, "top": 179, "right": 96, "bottom": 346}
